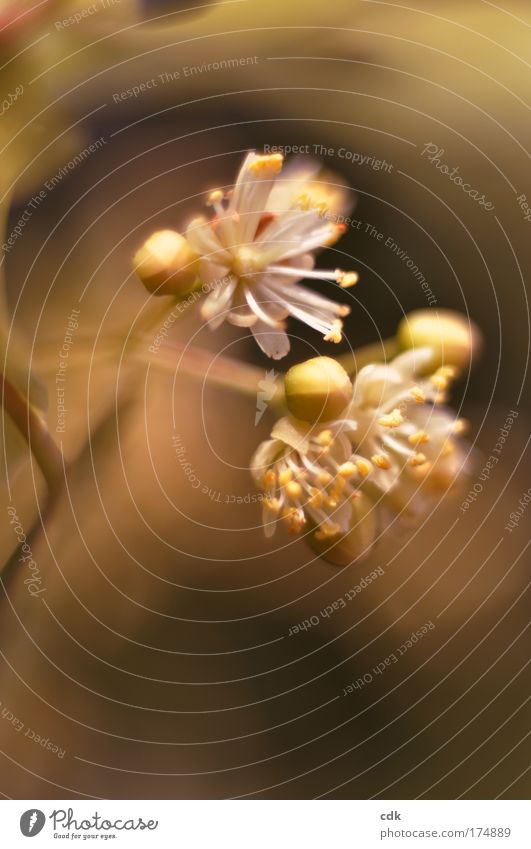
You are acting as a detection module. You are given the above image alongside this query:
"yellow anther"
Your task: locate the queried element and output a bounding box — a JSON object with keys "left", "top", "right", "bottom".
{"left": 316, "top": 470, "right": 333, "bottom": 487}
{"left": 285, "top": 481, "right": 303, "bottom": 500}
{"left": 207, "top": 189, "right": 224, "bottom": 205}
{"left": 442, "top": 439, "right": 454, "bottom": 456}
{"left": 410, "top": 452, "right": 428, "bottom": 467}
{"left": 332, "top": 476, "right": 347, "bottom": 494}
{"left": 452, "top": 418, "right": 467, "bottom": 434}
{"left": 371, "top": 453, "right": 391, "bottom": 470}
{"left": 316, "top": 429, "right": 334, "bottom": 446}
{"left": 439, "top": 366, "right": 457, "bottom": 378}
{"left": 282, "top": 506, "right": 305, "bottom": 533}
{"left": 278, "top": 468, "right": 293, "bottom": 486}
{"left": 325, "top": 497, "right": 338, "bottom": 509}
{"left": 338, "top": 460, "right": 357, "bottom": 478}
{"left": 408, "top": 430, "right": 430, "bottom": 446}
{"left": 263, "top": 470, "right": 276, "bottom": 488}
{"left": 356, "top": 458, "right": 372, "bottom": 477}
{"left": 431, "top": 374, "right": 448, "bottom": 391}
{"left": 336, "top": 270, "right": 359, "bottom": 288}
{"left": 323, "top": 320, "right": 343, "bottom": 343}
{"left": 324, "top": 224, "right": 345, "bottom": 246}
{"left": 314, "top": 521, "right": 341, "bottom": 541}
{"left": 308, "top": 487, "right": 324, "bottom": 508}
{"left": 410, "top": 386, "right": 426, "bottom": 404}
{"left": 248, "top": 153, "right": 283, "bottom": 176}
{"left": 377, "top": 408, "right": 404, "bottom": 428}
{"left": 264, "top": 497, "right": 282, "bottom": 513}
{"left": 338, "top": 305, "right": 351, "bottom": 317}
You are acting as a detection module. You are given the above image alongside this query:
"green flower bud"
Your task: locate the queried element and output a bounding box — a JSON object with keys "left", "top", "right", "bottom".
{"left": 284, "top": 356, "right": 352, "bottom": 423}
{"left": 308, "top": 493, "right": 376, "bottom": 566}
{"left": 134, "top": 230, "right": 199, "bottom": 296}
{"left": 397, "top": 309, "right": 482, "bottom": 371}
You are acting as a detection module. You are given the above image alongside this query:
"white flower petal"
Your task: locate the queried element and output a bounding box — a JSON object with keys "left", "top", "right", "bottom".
{"left": 250, "top": 321, "right": 291, "bottom": 360}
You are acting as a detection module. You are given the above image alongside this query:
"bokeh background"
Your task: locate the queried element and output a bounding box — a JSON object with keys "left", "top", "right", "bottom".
{"left": 0, "top": 0, "right": 529, "bottom": 799}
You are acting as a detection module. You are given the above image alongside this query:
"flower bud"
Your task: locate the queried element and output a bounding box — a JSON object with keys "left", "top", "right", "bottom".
{"left": 397, "top": 309, "right": 482, "bottom": 371}
{"left": 284, "top": 356, "right": 352, "bottom": 423}
{"left": 134, "top": 230, "right": 199, "bottom": 296}
{"left": 308, "top": 493, "right": 376, "bottom": 566}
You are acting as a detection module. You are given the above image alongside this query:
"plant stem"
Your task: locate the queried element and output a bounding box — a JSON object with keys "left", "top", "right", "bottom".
{"left": 134, "top": 336, "right": 265, "bottom": 398}
{"left": 1, "top": 372, "right": 63, "bottom": 492}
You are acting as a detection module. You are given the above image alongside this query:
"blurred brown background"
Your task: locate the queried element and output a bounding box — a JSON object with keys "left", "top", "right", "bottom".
{"left": 0, "top": 0, "right": 529, "bottom": 799}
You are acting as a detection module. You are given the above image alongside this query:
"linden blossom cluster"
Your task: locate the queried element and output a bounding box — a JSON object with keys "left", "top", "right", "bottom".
{"left": 134, "top": 151, "right": 359, "bottom": 358}
{"left": 251, "top": 311, "right": 479, "bottom": 565}
{"left": 131, "top": 151, "right": 482, "bottom": 565}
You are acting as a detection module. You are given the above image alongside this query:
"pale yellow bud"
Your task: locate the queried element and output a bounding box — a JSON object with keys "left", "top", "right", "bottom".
{"left": 308, "top": 493, "right": 376, "bottom": 566}
{"left": 284, "top": 356, "right": 352, "bottom": 423}
{"left": 134, "top": 230, "right": 199, "bottom": 296}
{"left": 397, "top": 309, "right": 482, "bottom": 371}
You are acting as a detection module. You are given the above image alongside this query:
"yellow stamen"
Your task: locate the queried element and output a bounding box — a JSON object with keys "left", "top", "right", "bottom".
{"left": 323, "top": 319, "right": 343, "bottom": 343}
{"left": 371, "top": 453, "right": 391, "bottom": 470}
{"left": 336, "top": 270, "right": 359, "bottom": 288}
{"left": 377, "top": 408, "right": 403, "bottom": 428}
{"left": 264, "top": 497, "right": 282, "bottom": 513}
{"left": 207, "top": 189, "right": 224, "bottom": 205}
{"left": 452, "top": 418, "right": 467, "bottom": 434}
{"left": 278, "top": 468, "right": 293, "bottom": 486}
{"left": 437, "top": 365, "right": 457, "bottom": 379}
{"left": 356, "top": 458, "right": 372, "bottom": 477}
{"left": 282, "top": 506, "right": 305, "bottom": 533}
{"left": 263, "top": 470, "right": 276, "bottom": 488}
{"left": 248, "top": 153, "right": 283, "bottom": 176}
{"left": 285, "top": 481, "right": 303, "bottom": 500}
{"left": 316, "top": 470, "right": 333, "bottom": 487}
{"left": 410, "top": 452, "right": 428, "bottom": 467}
{"left": 442, "top": 439, "right": 454, "bottom": 456}
{"left": 314, "top": 521, "right": 341, "bottom": 541}
{"left": 324, "top": 224, "right": 345, "bottom": 246}
{"left": 431, "top": 374, "right": 448, "bottom": 391}
{"left": 338, "top": 461, "right": 357, "bottom": 478}
{"left": 408, "top": 430, "right": 430, "bottom": 446}
{"left": 316, "top": 429, "right": 334, "bottom": 446}
{"left": 410, "top": 386, "right": 426, "bottom": 404}
{"left": 308, "top": 487, "right": 323, "bottom": 508}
